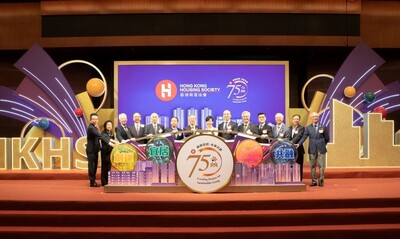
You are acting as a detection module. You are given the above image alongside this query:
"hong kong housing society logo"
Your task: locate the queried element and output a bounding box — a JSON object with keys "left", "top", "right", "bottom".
{"left": 155, "top": 79, "right": 177, "bottom": 101}
{"left": 227, "top": 78, "right": 248, "bottom": 103}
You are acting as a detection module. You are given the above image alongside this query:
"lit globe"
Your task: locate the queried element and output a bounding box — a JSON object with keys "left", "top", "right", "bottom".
{"left": 270, "top": 140, "right": 297, "bottom": 164}
{"left": 146, "top": 137, "right": 174, "bottom": 164}
{"left": 234, "top": 139, "right": 263, "bottom": 167}
{"left": 86, "top": 78, "right": 105, "bottom": 97}
{"left": 110, "top": 143, "right": 138, "bottom": 171}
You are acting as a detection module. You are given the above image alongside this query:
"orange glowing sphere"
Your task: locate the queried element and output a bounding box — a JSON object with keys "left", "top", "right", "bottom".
{"left": 234, "top": 139, "right": 263, "bottom": 167}
{"left": 86, "top": 78, "right": 105, "bottom": 97}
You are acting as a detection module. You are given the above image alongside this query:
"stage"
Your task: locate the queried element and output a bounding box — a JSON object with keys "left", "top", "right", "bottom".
{"left": 0, "top": 168, "right": 400, "bottom": 238}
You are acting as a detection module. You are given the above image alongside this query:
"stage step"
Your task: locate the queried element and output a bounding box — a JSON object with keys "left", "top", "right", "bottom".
{"left": 1, "top": 176, "right": 400, "bottom": 238}
{"left": 1, "top": 167, "right": 400, "bottom": 180}
{"left": 0, "top": 224, "right": 400, "bottom": 239}
{"left": 1, "top": 197, "right": 400, "bottom": 211}
{"left": 1, "top": 208, "right": 400, "bottom": 227}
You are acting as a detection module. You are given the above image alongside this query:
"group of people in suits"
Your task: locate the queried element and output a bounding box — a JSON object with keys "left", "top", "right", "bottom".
{"left": 253, "top": 111, "right": 329, "bottom": 186}
{"left": 211, "top": 110, "right": 329, "bottom": 187}
{"left": 115, "top": 112, "right": 181, "bottom": 143}
{"left": 86, "top": 110, "right": 329, "bottom": 188}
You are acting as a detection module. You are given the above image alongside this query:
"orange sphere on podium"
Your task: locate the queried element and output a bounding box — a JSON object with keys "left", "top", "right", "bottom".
{"left": 86, "top": 78, "right": 105, "bottom": 97}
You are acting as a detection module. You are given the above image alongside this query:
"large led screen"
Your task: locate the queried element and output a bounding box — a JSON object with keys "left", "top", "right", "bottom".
{"left": 115, "top": 61, "right": 288, "bottom": 129}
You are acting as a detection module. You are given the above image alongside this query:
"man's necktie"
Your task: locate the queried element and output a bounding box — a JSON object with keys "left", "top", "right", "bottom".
{"left": 224, "top": 122, "right": 228, "bottom": 130}
{"left": 124, "top": 125, "right": 131, "bottom": 138}
{"left": 136, "top": 124, "right": 140, "bottom": 135}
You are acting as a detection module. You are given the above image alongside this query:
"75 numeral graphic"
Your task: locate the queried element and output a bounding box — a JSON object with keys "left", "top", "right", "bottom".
{"left": 187, "top": 154, "right": 211, "bottom": 178}
{"left": 226, "top": 84, "right": 241, "bottom": 99}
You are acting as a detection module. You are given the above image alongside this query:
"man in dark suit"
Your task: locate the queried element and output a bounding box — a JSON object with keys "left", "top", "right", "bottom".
{"left": 288, "top": 114, "right": 305, "bottom": 181}
{"left": 256, "top": 112, "right": 273, "bottom": 144}
{"left": 165, "top": 116, "right": 184, "bottom": 140}
{"left": 272, "top": 112, "right": 289, "bottom": 139}
{"left": 218, "top": 110, "right": 238, "bottom": 140}
{"left": 297, "top": 112, "right": 329, "bottom": 187}
{"left": 144, "top": 112, "right": 165, "bottom": 138}
{"left": 129, "top": 112, "right": 146, "bottom": 144}
{"left": 183, "top": 114, "right": 200, "bottom": 138}
{"left": 238, "top": 110, "right": 258, "bottom": 135}
{"left": 86, "top": 113, "right": 115, "bottom": 187}
{"left": 115, "top": 113, "right": 132, "bottom": 143}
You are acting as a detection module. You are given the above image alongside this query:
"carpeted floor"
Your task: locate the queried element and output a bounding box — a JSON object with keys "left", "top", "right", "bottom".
{"left": 0, "top": 168, "right": 400, "bottom": 238}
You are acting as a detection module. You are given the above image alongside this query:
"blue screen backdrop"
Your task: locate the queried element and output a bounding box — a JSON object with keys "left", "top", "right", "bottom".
{"left": 115, "top": 61, "right": 288, "bottom": 129}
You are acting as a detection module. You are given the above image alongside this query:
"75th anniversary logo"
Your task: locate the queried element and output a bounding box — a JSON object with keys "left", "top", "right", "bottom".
{"left": 176, "top": 135, "right": 234, "bottom": 193}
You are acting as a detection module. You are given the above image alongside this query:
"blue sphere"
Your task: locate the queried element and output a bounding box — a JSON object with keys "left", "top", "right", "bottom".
{"left": 270, "top": 140, "right": 298, "bottom": 164}
{"left": 38, "top": 118, "right": 50, "bottom": 130}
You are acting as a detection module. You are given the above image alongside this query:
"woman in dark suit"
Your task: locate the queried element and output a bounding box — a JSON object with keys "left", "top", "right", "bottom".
{"left": 101, "top": 120, "right": 114, "bottom": 186}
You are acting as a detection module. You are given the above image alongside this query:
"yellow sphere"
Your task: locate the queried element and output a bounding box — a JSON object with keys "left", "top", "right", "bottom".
{"left": 86, "top": 78, "right": 105, "bottom": 97}
{"left": 344, "top": 86, "right": 356, "bottom": 98}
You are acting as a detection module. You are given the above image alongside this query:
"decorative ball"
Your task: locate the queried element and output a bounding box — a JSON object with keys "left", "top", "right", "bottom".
{"left": 146, "top": 137, "right": 174, "bottom": 164}
{"left": 111, "top": 143, "right": 138, "bottom": 171}
{"left": 344, "top": 86, "right": 356, "bottom": 98}
{"left": 270, "top": 140, "right": 297, "bottom": 164}
{"left": 234, "top": 139, "right": 263, "bottom": 167}
{"left": 38, "top": 118, "right": 50, "bottom": 130}
{"left": 86, "top": 78, "right": 105, "bottom": 97}
{"left": 364, "top": 92, "right": 375, "bottom": 103}
{"left": 372, "top": 106, "right": 388, "bottom": 119}
{"left": 74, "top": 108, "right": 83, "bottom": 117}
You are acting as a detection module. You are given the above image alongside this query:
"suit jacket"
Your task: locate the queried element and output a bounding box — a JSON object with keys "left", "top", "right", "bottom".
{"left": 86, "top": 123, "right": 110, "bottom": 154}
{"left": 238, "top": 122, "right": 258, "bottom": 134}
{"left": 288, "top": 125, "right": 305, "bottom": 155}
{"left": 144, "top": 123, "right": 165, "bottom": 136}
{"left": 218, "top": 121, "right": 238, "bottom": 140}
{"left": 183, "top": 125, "right": 200, "bottom": 137}
{"left": 115, "top": 125, "right": 132, "bottom": 142}
{"left": 272, "top": 123, "right": 289, "bottom": 139}
{"left": 165, "top": 127, "right": 184, "bottom": 140}
{"left": 101, "top": 130, "right": 114, "bottom": 154}
{"left": 298, "top": 123, "right": 329, "bottom": 154}
{"left": 129, "top": 123, "right": 147, "bottom": 144}
{"left": 256, "top": 124, "right": 273, "bottom": 144}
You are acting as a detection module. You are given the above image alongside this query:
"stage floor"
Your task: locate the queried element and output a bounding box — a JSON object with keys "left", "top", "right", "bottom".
{"left": 1, "top": 166, "right": 400, "bottom": 205}
{"left": 1, "top": 178, "right": 400, "bottom": 203}
{"left": 1, "top": 173, "right": 400, "bottom": 239}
